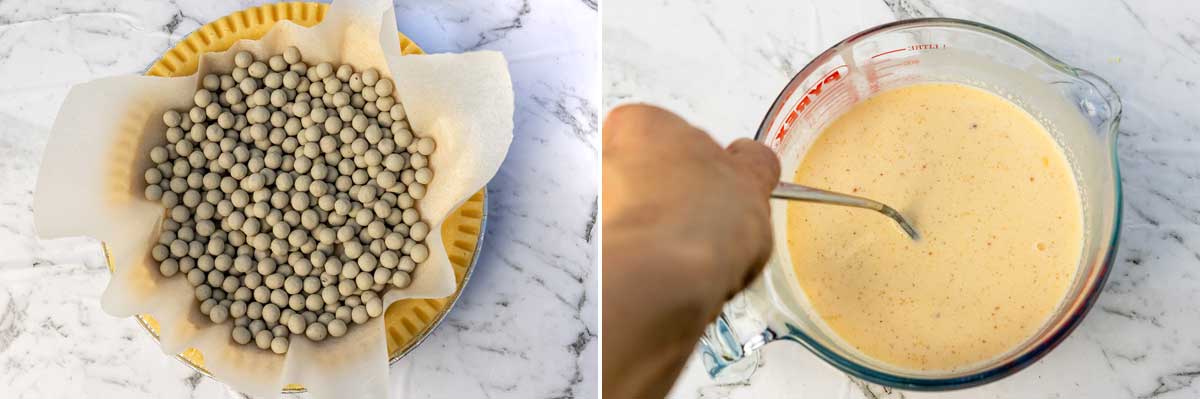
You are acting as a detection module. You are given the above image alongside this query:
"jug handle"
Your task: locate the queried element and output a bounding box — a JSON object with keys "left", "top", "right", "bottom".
{"left": 698, "top": 298, "right": 778, "bottom": 382}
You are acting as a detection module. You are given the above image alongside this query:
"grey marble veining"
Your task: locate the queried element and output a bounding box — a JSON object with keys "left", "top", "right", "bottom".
{"left": 0, "top": 0, "right": 597, "bottom": 398}
{"left": 604, "top": 0, "right": 1200, "bottom": 398}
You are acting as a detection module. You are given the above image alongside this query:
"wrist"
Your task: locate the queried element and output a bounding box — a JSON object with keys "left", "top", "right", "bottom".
{"left": 603, "top": 229, "right": 729, "bottom": 399}
{"left": 604, "top": 228, "right": 731, "bottom": 322}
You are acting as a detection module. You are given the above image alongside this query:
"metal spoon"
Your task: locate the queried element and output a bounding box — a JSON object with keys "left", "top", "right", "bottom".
{"left": 772, "top": 182, "right": 921, "bottom": 240}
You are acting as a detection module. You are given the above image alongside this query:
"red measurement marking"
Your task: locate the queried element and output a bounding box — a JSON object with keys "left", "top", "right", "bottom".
{"left": 908, "top": 43, "right": 945, "bottom": 51}
{"left": 874, "top": 58, "right": 920, "bottom": 72}
{"left": 871, "top": 44, "right": 946, "bottom": 60}
{"left": 871, "top": 48, "right": 907, "bottom": 59}
{"left": 772, "top": 65, "right": 848, "bottom": 148}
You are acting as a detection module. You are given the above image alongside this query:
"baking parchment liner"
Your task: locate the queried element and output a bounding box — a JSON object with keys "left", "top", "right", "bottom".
{"left": 32, "top": 0, "right": 513, "bottom": 397}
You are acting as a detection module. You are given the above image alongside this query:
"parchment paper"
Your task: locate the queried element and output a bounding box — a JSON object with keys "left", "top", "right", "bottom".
{"left": 32, "top": 0, "right": 513, "bottom": 397}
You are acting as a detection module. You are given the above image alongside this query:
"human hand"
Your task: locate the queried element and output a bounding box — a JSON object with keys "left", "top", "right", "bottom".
{"left": 602, "top": 104, "right": 780, "bottom": 398}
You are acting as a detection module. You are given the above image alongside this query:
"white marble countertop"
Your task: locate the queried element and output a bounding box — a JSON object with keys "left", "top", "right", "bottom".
{"left": 0, "top": 0, "right": 597, "bottom": 398}
{"left": 605, "top": 0, "right": 1200, "bottom": 398}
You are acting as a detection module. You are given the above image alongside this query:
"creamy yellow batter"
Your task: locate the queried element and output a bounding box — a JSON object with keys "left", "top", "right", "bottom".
{"left": 787, "top": 83, "right": 1082, "bottom": 371}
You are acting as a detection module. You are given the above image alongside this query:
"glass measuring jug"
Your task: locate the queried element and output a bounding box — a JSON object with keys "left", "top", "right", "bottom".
{"left": 699, "top": 18, "right": 1122, "bottom": 390}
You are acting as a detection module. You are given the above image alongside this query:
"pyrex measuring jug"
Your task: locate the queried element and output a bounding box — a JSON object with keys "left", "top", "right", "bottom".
{"left": 700, "top": 18, "right": 1122, "bottom": 390}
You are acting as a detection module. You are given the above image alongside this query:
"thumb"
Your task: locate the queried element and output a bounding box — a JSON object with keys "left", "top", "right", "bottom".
{"left": 726, "top": 138, "right": 781, "bottom": 196}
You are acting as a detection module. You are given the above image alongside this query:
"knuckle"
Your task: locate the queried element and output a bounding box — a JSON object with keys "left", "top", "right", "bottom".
{"left": 605, "top": 103, "right": 662, "bottom": 126}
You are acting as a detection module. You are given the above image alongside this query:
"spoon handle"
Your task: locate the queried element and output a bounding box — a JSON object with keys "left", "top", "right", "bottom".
{"left": 771, "top": 182, "right": 921, "bottom": 240}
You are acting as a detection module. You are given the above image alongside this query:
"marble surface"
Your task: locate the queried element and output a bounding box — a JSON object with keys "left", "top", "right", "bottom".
{"left": 604, "top": 0, "right": 1200, "bottom": 398}
{"left": 0, "top": 0, "right": 597, "bottom": 398}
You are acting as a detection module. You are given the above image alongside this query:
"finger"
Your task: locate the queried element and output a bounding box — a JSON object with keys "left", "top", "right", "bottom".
{"left": 602, "top": 104, "right": 644, "bottom": 152}
{"left": 721, "top": 199, "right": 775, "bottom": 299}
{"left": 726, "top": 138, "right": 781, "bottom": 196}
{"left": 739, "top": 208, "right": 774, "bottom": 291}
